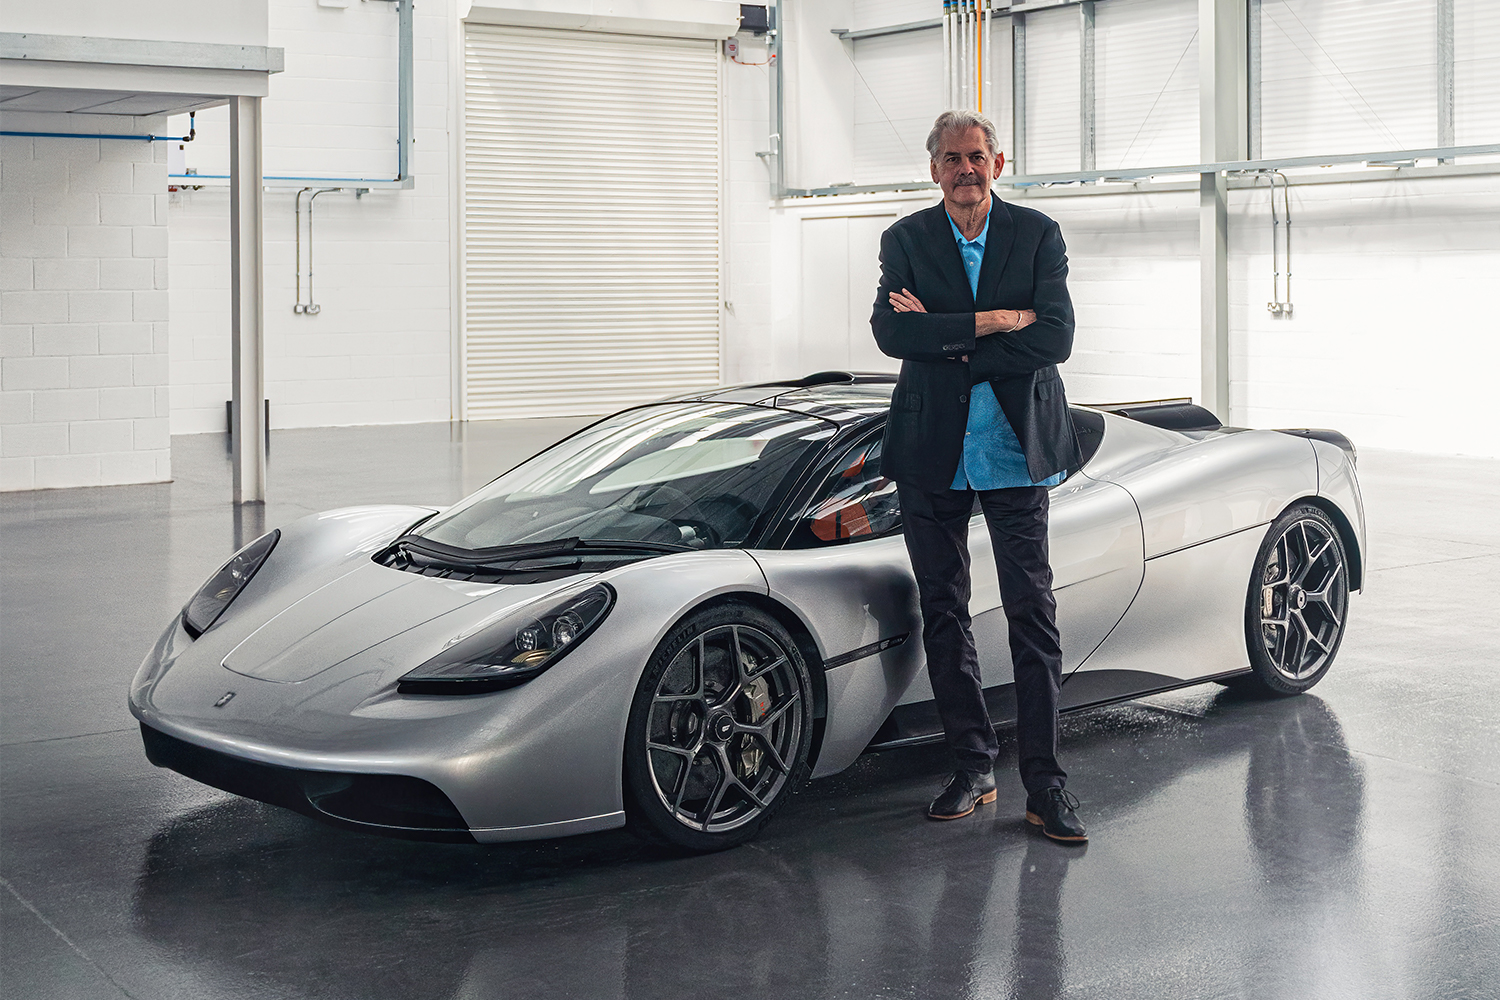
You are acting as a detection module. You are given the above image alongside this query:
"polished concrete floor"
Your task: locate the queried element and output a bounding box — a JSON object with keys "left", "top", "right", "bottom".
{"left": 2, "top": 423, "right": 1498, "bottom": 1000}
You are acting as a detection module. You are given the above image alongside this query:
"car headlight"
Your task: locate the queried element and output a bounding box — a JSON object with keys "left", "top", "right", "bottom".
{"left": 398, "top": 584, "right": 615, "bottom": 695}
{"left": 182, "top": 530, "right": 280, "bottom": 638}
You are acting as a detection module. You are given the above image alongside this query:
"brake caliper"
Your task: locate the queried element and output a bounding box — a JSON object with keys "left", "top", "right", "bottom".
{"left": 736, "top": 675, "right": 771, "bottom": 778}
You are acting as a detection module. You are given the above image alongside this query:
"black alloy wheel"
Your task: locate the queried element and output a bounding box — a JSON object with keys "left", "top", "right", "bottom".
{"left": 624, "top": 604, "right": 813, "bottom": 852}
{"left": 1239, "top": 503, "right": 1350, "bottom": 695}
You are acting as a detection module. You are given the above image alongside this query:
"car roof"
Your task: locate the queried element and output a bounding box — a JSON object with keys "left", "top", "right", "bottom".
{"left": 661, "top": 371, "right": 897, "bottom": 426}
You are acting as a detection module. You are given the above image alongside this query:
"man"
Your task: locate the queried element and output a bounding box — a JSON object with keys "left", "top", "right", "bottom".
{"left": 870, "top": 109, "right": 1086, "bottom": 843}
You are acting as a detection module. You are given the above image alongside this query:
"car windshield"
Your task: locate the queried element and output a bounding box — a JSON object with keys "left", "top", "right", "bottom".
{"left": 412, "top": 403, "right": 838, "bottom": 553}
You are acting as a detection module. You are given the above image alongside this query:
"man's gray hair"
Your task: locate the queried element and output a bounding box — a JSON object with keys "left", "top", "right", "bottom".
{"left": 925, "top": 110, "right": 1000, "bottom": 160}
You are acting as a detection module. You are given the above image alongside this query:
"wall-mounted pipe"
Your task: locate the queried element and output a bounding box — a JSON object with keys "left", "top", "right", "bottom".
{"left": 983, "top": 1, "right": 992, "bottom": 114}
{"left": 1273, "top": 170, "right": 1291, "bottom": 316}
{"left": 1252, "top": 169, "right": 1292, "bottom": 317}
{"left": 165, "top": 0, "right": 413, "bottom": 190}
{"left": 940, "top": 2, "right": 989, "bottom": 114}
{"left": 3, "top": 112, "right": 197, "bottom": 144}
{"left": 942, "top": 2, "right": 952, "bottom": 109}
{"left": 292, "top": 187, "right": 340, "bottom": 315}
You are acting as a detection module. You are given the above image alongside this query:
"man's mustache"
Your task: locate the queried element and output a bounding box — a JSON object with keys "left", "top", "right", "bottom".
{"left": 954, "top": 175, "right": 985, "bottom": 185}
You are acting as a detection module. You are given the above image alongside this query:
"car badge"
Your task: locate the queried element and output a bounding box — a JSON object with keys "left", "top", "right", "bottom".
{"left": 213, "top": 691, "right": 236, "bottom": 708}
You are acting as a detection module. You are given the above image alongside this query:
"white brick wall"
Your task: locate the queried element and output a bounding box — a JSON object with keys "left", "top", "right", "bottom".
{"left": 165, "top": 0, "right": 455, "bottom": 434}
{"left": 1227, "top": 173, "right": 1500, "bottom": 457}
{"left": 1, "top": 122, "right": 171, "bottom": 491}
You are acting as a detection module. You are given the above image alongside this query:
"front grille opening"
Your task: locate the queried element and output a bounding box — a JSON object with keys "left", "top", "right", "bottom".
{"left": 141, "top": 724, "right": 474, "bottom": 842}
{"left": 304, "top": 773, "right": 468, "bottom": 830}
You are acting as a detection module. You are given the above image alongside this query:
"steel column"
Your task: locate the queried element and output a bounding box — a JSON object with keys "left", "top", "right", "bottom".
{"left": 1080, "top": 1, "right": 1096, "bottom": 172}
{"left": 397, "top": 0, "right": 415, "bottom": 185}
{"left": 1198, "top": 0, "right": 1246, "bottom": 421}
{"left": 1012, "top": 12, "right": 1027, "bottom": 175}
{"left": 1437, "top": 0, "right": 1454, "bottom": 164}
{"left": 229, "top": 96, "right": 267, "bottom": 504}
{"left": 1247, "top": 0, "right": 1261, "bottom": 160}
{"left": 771, "top": 0, "right": 785, "bottom": 196}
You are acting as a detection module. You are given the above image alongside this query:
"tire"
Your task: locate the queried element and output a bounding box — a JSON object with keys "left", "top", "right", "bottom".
{"left": 623, "top": 603, "right": 814, "bottom": 852}
{"left": 1238, "top": 503, "right": 1350, "bottom": 696}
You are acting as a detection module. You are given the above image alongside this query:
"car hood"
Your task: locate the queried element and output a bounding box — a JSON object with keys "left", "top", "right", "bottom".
{"left": 223, "top": 561, "right": 528, "bottom": 684}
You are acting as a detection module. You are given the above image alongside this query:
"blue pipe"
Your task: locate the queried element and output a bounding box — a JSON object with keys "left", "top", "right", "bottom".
{"left": 4, "top": 113, "right": 196, "bottom": 145}
{"left": 170, "top": 174, "right": 398, "bottom": 184}
{"left": 1, "top": 130, "right": 184, "bottom": 141}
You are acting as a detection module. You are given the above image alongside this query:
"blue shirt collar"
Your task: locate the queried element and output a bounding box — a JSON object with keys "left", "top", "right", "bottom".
{"left": 946, "top": 204, "right": 990, "bottom": 249}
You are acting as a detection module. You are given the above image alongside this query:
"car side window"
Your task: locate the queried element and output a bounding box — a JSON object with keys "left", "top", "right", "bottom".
{"left": 786, "top": 436, "right": 901, "bottom": 547}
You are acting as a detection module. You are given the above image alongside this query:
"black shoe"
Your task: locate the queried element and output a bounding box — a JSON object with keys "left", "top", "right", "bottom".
{"left": 927, "top": 770, "right": 997, "bottom": 820}
{"left": 1025, "top": 788, "right": 1088, "bottom": 842}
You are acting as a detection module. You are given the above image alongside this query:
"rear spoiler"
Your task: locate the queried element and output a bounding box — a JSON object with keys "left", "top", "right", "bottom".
{"left": 1276, "top": 428, "right": 1357, "bottom": 464}
{"left": 1088, "top": 398, "right": 1356, "bottom": 463}
{"left": 1087, "top": 398, "right": 1223, "bottom": 432}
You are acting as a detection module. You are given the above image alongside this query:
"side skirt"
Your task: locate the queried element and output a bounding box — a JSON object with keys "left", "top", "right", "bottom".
{"left": 860, "top": 668, "right": 1253, "bottom": 753}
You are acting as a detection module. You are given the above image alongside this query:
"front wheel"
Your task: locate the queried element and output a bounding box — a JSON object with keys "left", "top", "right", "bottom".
{"left": 1238, "top": 504, "right": 1350, "bottom": 696}
{"left": 623, "top": 604, "right": 813, "bottom": 852}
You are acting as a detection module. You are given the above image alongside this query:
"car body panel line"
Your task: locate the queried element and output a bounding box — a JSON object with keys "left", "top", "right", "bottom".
{"left": 1144, "top": 518, "right": 1275, "bottom": 562}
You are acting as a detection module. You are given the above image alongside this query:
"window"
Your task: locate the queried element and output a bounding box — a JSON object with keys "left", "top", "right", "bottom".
{"left": 415, "top": 403, "right": 836, "bottom": 553}
{"left": 786, "top": 436, "right": 902, "bottom": 548}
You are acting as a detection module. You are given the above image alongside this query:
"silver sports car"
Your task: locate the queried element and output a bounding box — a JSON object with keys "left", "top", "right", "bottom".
{"left": 130, "top": 372, "right": 1364, "bottom": 851}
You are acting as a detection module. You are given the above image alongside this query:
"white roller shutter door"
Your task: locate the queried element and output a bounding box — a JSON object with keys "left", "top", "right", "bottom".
{"left": 464, "top": 24, "right": 722, "bottom": 419}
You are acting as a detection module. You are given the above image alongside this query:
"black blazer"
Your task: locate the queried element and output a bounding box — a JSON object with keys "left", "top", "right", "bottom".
{"left": 871, "top": 195, "right": 1081, "bottom": 488}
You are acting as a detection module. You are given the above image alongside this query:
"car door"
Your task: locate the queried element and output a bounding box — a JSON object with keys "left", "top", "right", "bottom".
{"left": 751, "top": 420, "right": 1145, "bottom": 775}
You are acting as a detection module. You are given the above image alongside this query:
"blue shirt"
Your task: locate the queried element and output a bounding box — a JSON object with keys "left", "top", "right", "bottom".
{"left": 947, "top": 208, "right": 1064, "bottom": 491}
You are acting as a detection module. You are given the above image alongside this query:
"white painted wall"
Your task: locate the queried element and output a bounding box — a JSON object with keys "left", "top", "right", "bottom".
{"left": 733, "top": 0, "right": 1500, "bottom": 460}
{"left": 136, "top": 0, "right": 1500, "bottom": 468}
{"left": 165, "top": 0, "right": 456, "bottom": 434}
{"left": 1228, "top": 173, "right": 1500, "bottom": 457}
{"left": 758, "top": 175, "right": 1500, "bottom": 460}
{"left": 0, "top": 121, "right": 172, "bottom": 491}
{"left": 721, "top": 29, "right": 777, "bottom": 386}
{"left": 3, "top": 0, "right": 269, "bottom": 47}
{"left": 780, "top": 0, "right": 855, "bottom": 192}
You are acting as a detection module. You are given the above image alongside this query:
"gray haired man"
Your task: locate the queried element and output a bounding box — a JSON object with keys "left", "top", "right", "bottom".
{"left": 870, "top": 110, "right": 1087, "bottom": 842}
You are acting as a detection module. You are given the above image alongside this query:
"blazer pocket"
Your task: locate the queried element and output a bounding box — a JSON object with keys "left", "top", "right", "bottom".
{"left": 1034, "top": 377, "right": 1059, "bottom": 401}
{"left": 895, "top": 391, "right": 923, "bottom": 412}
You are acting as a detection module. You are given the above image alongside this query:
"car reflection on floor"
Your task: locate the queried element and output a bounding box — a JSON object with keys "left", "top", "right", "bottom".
{"left": 129, "top": 692, "right": 1365, "bottom": 1000}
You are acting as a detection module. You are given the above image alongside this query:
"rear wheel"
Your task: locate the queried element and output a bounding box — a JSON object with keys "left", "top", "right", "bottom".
{"left": 1237, "top": 504, "right": 1349, "bottom": 696}
{"left": 623, "top": 604, "right": 813, "bottom": 852}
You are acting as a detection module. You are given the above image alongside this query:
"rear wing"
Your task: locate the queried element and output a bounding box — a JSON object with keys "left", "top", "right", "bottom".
{"left": 1085, "top": 398, "right": 1223, "bottom": 432}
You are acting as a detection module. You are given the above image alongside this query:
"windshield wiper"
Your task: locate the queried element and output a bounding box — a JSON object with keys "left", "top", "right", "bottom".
{"left": 390, "top": 534, "right": 692, "bottom": 568}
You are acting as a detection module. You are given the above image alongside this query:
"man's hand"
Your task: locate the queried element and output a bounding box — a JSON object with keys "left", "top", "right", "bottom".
{"left": 889, "top": 288, "right": 927, "bottom": 313}
{"left": 976, "top": 308, "right": 1037, "bottom": 337}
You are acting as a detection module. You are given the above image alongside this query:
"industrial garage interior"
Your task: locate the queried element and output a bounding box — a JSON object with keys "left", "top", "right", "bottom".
{"left": 2, "top": 1, "right": 1498, "bottom": 997}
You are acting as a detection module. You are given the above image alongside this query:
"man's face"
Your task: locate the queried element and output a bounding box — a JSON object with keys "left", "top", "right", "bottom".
{"left": 930, "top": 126, "right": 1003, "bottom": 209}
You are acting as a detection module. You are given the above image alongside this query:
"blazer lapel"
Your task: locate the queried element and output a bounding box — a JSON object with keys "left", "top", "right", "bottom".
{"left": 921, "top": 203, "right": 975, "bottom": 307}
{"left": 975, "top": 194, "right": 1016, "bottom": 307}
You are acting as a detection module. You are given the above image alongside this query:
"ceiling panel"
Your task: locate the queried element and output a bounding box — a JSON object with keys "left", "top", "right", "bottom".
{"left": 0, "top": 87, "right": 223, "bottom": 116}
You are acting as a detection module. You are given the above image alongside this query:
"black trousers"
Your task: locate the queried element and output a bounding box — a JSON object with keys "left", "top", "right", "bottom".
{"left": 898, "top": 483, "right": 1066, "bottom": 796}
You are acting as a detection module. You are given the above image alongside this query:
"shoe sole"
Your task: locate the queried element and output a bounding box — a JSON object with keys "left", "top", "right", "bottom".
{"left": 927, "top": 789, "right": 997, "bottom": 821}
{"left": 1025, "top": 811, "right": 1088, "bottom": 842}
